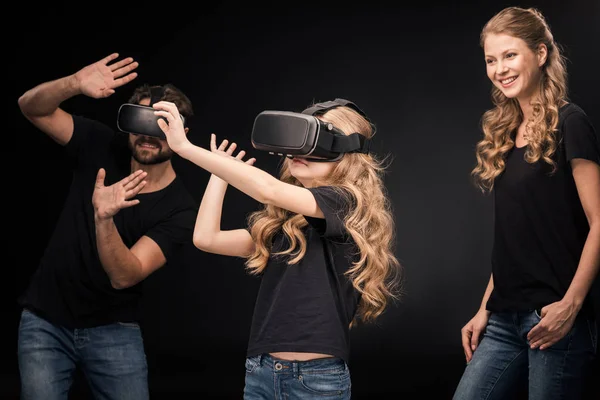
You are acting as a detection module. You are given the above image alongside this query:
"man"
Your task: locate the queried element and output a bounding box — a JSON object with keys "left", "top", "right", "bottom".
{"left": 17, "top": 52, "right": 197, "bottom": 399}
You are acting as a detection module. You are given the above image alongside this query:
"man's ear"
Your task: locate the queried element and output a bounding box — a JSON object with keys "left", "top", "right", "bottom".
{"left": 184, "top": 127, "right": 190, "bottom": 135}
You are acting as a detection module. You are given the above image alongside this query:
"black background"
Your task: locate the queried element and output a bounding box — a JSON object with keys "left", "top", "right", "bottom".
{"left": 7, "top": 0, "right": 600, "bottom": 398}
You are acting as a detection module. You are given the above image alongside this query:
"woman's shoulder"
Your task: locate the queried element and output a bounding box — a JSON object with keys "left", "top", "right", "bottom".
{"left": 559, "top": 102, "right": 589, "bottom": 122}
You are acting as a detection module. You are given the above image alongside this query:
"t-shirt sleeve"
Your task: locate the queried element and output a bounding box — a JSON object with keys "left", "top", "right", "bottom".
{"left": 144, "top": 205, "right": 197, "bottom": 262}
{"left": 563, "top": 110, "right": 600, "bottom": 165}
{"left": 64, "top": 114, "right": 117, "bottom": 168}
{"left": 306, "top": 186, "right": 353, "bottom": 238}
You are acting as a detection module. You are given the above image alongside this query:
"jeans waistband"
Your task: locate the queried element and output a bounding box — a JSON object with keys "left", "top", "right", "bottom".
{"left": 252, "top": 353, "right": 347, "bottom": 374}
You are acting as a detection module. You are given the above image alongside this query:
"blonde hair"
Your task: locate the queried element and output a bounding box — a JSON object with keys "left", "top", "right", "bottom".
{"left": 472, "top": 6, "right": 568, "bottom": 192}
{"left": 245, "top": 105, "right": 402, "bottom": 324}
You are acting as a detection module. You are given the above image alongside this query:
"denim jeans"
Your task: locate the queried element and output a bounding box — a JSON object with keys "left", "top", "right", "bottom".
{"left": 17, "top": 308, "right": 149, "bottom": 400}
{"left": 243, "top": 353, "right": 351, "bottom": 399}
{"left": 453, "top": 310, "right": 597, "bottom": 400}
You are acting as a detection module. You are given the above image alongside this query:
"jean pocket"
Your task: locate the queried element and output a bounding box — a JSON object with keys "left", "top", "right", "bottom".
{"left": 245, "top": 356, "right": 260, "bottom": 374}
{"left": 19, "top": 308, "right": 45, "bottom": 330}
{"left": 117, "top": 321, "right": 140, "bottom": 329}
{"left": 20, "top": 309, "right": 35, "bottom": 322}
{"left": 298, "top": 367, "right": 350, "bottom": 396}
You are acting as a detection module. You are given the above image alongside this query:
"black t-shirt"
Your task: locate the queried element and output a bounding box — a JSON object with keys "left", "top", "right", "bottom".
{"left": 246, "top": 186, "right": 361, "bottom": 363}
{"left": 487, "top": 103, "right": 600, "bottom": 315}
{"left": 19, "top": 115, "right": 198, "bottom": 329}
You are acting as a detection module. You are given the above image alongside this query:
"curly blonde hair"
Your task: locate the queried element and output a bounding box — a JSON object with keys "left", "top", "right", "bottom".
{"left": 245, "top": 105, "right": 402, "bottom": 324}
{"left": 472, "top": 7, "right": 568, "bottom": 192}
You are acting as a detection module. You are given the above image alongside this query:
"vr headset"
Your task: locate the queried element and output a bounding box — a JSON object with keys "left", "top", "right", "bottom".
{"left": 251, "top": 98, "right": 374, "bottom": 162}
{"left": 116, "top": 86, "right": 186, "bottom": 140}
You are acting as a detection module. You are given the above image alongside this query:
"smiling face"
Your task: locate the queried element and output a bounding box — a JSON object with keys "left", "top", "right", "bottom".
{"left": 126, "top": 97, "right": 175, "bottom": 165}
{"left": 483, "top": 33, "right": 547, "bottom": 104}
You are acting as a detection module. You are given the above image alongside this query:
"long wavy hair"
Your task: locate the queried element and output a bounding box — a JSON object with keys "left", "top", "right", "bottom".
{"left": 472, "top": 7, "right": 568, "bottom": 192}
{"left": 245, "top": 105, "right": 402, "bottom": 325}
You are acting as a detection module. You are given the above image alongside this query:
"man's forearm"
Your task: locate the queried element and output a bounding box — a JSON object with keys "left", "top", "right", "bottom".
{"left": 95, "top": 216, "right": 142, "bottom": 289}
{"left": 18, "top": 75, "right": 80, "bottom": 117}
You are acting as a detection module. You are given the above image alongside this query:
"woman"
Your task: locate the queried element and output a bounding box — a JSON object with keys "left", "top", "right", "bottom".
{"left": 454, "top": 6, "right": 600, "bottom": 400}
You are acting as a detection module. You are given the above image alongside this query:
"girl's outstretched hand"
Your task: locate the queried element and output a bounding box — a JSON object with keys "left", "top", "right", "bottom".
{"left": 210, "top": 133, "right": 256, "bottom": 166}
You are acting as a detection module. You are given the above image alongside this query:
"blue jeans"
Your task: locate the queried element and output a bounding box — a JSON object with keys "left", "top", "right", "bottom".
{"left": 243, "top": 353, "right": 351, "bottom": 399}
{"left": 453, "top": 310, "right": 597, "bottom": 400}
{"left": 17, "top": 308, "right": 149, "bottom": 400}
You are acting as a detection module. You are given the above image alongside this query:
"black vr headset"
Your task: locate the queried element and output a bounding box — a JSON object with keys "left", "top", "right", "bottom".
{"left": 116, "top": 86, "right": 186, "bottom": 140}
{"left": 251, "top": 98, "right": 374, "bottom": 162}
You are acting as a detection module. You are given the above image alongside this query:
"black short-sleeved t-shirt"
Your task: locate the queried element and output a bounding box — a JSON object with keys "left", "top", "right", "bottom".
{"left": 19, "top": 115, "right": 198, "bottom": 329}
{"left": 246, "top": 185, "right": 362, "bottom": 363}
{"left": 487, "top": 103, "right": 600, "bottom": 315}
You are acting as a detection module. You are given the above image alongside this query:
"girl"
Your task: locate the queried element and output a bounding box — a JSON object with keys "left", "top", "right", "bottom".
{"left": 152, "top": 99, "right": 402, "bottom": 399}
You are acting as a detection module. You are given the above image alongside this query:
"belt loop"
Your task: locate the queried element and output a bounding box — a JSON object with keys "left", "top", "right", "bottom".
{"left": 293, "top": 361, "right": 299, "bottom": 378}
{"left": 258, "top": 353, "right": 264, "bottom": 366}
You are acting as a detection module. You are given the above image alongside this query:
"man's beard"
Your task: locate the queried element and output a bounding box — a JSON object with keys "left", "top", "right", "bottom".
{"left": 128, "top": 136, "right": 174, "bottom": 165}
